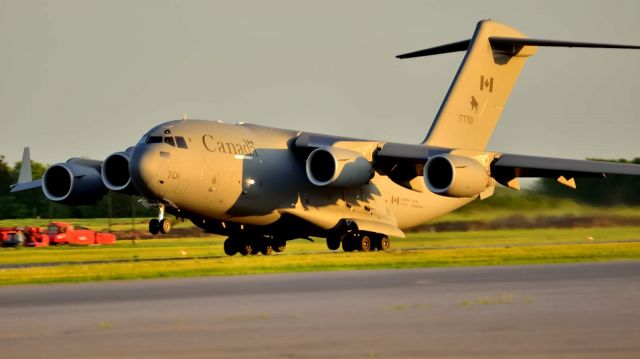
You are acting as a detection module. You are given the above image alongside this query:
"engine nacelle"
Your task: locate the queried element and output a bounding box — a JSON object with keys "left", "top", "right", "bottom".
{"left": 306, "top": 147, "right": 373, "bottom": 188}
{"left": 42, "top": 160, "right": 108, "bottom": 205}
{"left": 101, "top": 150, "right": 137, "bottom": 194}
{"left": 424, "top": 154, "right": 490, "bottom": 197}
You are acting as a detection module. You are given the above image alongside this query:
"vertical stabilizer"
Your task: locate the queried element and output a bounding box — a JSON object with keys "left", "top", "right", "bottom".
{"left": 404, "top": 20, "right": 537, "bottom": 150}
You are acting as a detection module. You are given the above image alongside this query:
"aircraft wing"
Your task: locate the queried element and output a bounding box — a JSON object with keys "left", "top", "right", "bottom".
{"left": 296, "top": 135, "right": 640, "bottom": 190}
{"left": 10, "top": 179, "right": 42, "bottom": 193}
{"left": 491, "top": 154, "right": 640, "bottom": 178}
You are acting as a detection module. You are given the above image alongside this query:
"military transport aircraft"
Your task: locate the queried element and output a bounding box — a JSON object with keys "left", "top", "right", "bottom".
{"left": 11, "top": 20, "right": 640, "bottom": 256}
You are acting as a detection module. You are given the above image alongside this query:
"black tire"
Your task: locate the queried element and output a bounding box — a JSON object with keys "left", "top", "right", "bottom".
{"left": 371, "top": 236, "right": 381, "bottom": 250}
{"left": 261, "top": 244, "right": 273, "bottom": 255}
{"left": 149, "top": 219, "right": 160, "bottom": 235}
{"left": 379, "top": 236, "right": 390, "bottom": 251}
{"left": 359, "top": 235, "right": 371, "bottom": 252}
{"left": 239, "top": 241, "right": 253, "bottom": 256}
{"left": 250, "top": 241, "right": 260, "bottom": 255}
{"left": 273, "top": 239, "right": 286, "bottom": 253}
{"left": 342, "top": 234, "right": 355, "bottom": 252}
{"left": 223, "top": 238, "right": 238, "bottom": 256}
{"left": 327, "top": 235, "right": 341, "bottom": 251}
{"left": 160, "top": 219, "right": 171, "bottom": 234}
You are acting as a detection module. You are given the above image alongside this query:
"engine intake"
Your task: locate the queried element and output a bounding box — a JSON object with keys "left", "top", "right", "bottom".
{"left": 102, "top": 151, "right": 137, "bottom": 193}
{"left": 42, "top": 160, "right": 107, "bottom": 205}
{"left": 424, "top": 154, "right": 490, "bottom": 197}
{"left": 306, "top": 147, "right": 373, "bottom": 188}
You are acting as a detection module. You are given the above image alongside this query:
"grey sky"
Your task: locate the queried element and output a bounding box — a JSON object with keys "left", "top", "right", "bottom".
{"left": 1, "top": 0, "right": 639, "bottom": 166}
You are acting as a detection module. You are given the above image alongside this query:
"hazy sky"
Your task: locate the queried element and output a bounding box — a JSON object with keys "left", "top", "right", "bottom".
{"left": 1, "top": 0, "right": 639, "bottom": 165}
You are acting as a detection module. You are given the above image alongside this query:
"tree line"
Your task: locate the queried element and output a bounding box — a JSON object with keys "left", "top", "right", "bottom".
{"left": 536, "top": 158, "right": 640, "bottom": 206}
{"left": 1, "top": 155, "right": 640, "bottom": 219}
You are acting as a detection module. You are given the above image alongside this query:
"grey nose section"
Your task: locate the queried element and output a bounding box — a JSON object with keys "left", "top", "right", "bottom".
{"left": 129, "top": 144, "right": 160, "bottom": 199}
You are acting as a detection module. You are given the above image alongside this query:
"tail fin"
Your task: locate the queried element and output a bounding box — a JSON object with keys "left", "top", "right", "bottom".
{"left": 403, "top": 20, "right": 534, "bottom": 150}
{"left": 397, "top": 20, "right": 640, "bottom": 150}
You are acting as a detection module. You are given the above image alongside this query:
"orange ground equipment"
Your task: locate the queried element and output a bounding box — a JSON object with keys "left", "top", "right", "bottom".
{"left": 46, "top": 222, "right": 116, "bottom": 245}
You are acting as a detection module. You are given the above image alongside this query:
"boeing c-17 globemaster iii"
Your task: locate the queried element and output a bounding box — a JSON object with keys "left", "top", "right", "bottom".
{"left": 11, "top": 20, "right": 640, "bottom": 256}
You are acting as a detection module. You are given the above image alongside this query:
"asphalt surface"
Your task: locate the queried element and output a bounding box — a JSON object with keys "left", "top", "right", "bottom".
{"left": 1, "top": 261, "right": 639, "bottom": 358}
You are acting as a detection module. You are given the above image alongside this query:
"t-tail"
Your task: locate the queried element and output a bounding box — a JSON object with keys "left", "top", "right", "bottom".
{"left": 397, "top": 19, "right": 640, "bottom": 151}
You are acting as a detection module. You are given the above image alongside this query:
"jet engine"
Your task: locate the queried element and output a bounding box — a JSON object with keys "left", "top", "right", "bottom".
{"left": 101, "top": 150, "right": 137, "bottom": 194}
{"left": 42, "top": 159, "right": 108, "bottom": 205}
{"left": 423, "top": 154, "right": 490, "bottom": 197}
{"left": 306, "top": 147, "right": 373, "bottom": 188}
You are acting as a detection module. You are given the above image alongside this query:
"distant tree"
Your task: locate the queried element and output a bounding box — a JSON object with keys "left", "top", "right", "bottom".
{"left": 12, "top": 160, "right": 47, "bottom": 182}
{"left": 0, "top": 156, "right": 12, "bottom": 196}
{"left": 536, "top": 158, "right": 640, "bottom": 206}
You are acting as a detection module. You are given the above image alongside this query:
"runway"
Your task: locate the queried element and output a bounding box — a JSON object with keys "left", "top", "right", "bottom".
{"left": 1, "top": 261, "right": 639, "bottom": 358}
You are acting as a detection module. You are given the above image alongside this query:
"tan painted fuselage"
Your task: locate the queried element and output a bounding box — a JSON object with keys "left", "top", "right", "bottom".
{"left": 131, "top": 120, "right": 473, "bottom": 237}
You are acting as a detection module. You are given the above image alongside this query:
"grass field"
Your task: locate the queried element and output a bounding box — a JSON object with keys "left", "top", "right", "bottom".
{"left": 2, "top": 195, "right": 640, "bottom": 286}
{"left": 1, "top": 226, "right": 640, "bottom": 286}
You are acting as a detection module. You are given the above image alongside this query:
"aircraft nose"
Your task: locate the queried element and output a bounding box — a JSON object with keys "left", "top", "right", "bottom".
{"left": 129, "top": 144, "right": 161, "bottom": 199}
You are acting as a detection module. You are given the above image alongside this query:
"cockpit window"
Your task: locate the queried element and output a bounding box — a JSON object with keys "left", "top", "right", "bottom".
{"left": 164, "top": 136, "right": 176, "bottom": 147}
{"left": 175, "top": 136, "right": 188, "bottom": 149}
{"left": 145, "top": 135, "right": 187, "bottom": 149}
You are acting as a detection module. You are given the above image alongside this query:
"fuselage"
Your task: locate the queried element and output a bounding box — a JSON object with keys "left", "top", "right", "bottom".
{"left": 129, "top": 120, "right": 472, "bottom": 238}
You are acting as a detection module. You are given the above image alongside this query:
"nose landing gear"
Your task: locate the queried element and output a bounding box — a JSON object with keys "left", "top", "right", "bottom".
{"left": 148, "top": 204, "right": 172, "bottom": 235}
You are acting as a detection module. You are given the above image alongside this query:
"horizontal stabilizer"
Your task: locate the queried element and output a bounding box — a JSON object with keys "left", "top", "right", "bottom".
{"left": 489, "top": 37, "right": 640, "bottom": 50}
{"left": 396, "top": 39, "right": 470, "bottom": 59}
{"left": 396, "top": 36, "right": 640, "bottom": 60}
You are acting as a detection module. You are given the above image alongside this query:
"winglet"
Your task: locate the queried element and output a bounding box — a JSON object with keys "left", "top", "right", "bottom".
{"left": 17, "top": 147, "right": 32, "bottom": 183}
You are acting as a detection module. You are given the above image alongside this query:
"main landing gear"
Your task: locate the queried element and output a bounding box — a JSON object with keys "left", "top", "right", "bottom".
{"left": 223, "top": 236, "right": 287, "bottom": 256}
{"left": 326, "top": 231, "right": 389, "bottom": 252}
{"left": 149, "top": 204, "right": 172, "bottom": 235}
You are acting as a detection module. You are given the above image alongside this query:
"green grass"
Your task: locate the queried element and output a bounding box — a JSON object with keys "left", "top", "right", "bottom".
{"left": 1, "top": 226, "right": 640, "bottom": 286}
{"left": 1, "top": 226, "right": 638, "bottom": 265}
{"left": 3, "top": 196, "right": 640, "bottom": 286}
{"left": 1, "top": 242, "right": 639, "bottom": 286}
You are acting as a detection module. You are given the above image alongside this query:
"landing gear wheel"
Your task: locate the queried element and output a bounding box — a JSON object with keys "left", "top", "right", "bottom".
{"left": 250, "top": 241, "right": 260, "bottom": 255}
{"left": 239, "top": 241, "right": 253, "bottom": 256}
{"left": 273, "top": 239, "right": 286, "bottom": 253}
{"left": 359, "top": 235, "right": 371, "bottom": 252}
{"left": 342, "top": 234, "right": 356, "bottom": 252}
{"left": 224, "top": 238, "right": 238, "bottom": 256}
{"left": 379, "top": 236, "right": 390, "bottom": 251}
{"left": 371, "top": 236, "right": 381, "bottom": 250}
{"left": 160, "top": 219, "right": 171, "bottom": 234}
{"left": 260, "top": 244, "right": 273, "bottom": 255}
{"left": 327, "top": 235, "right": 341, "bottom": 251}
{"left": 149, "top": 219, "right": 160, "bottom": 235}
